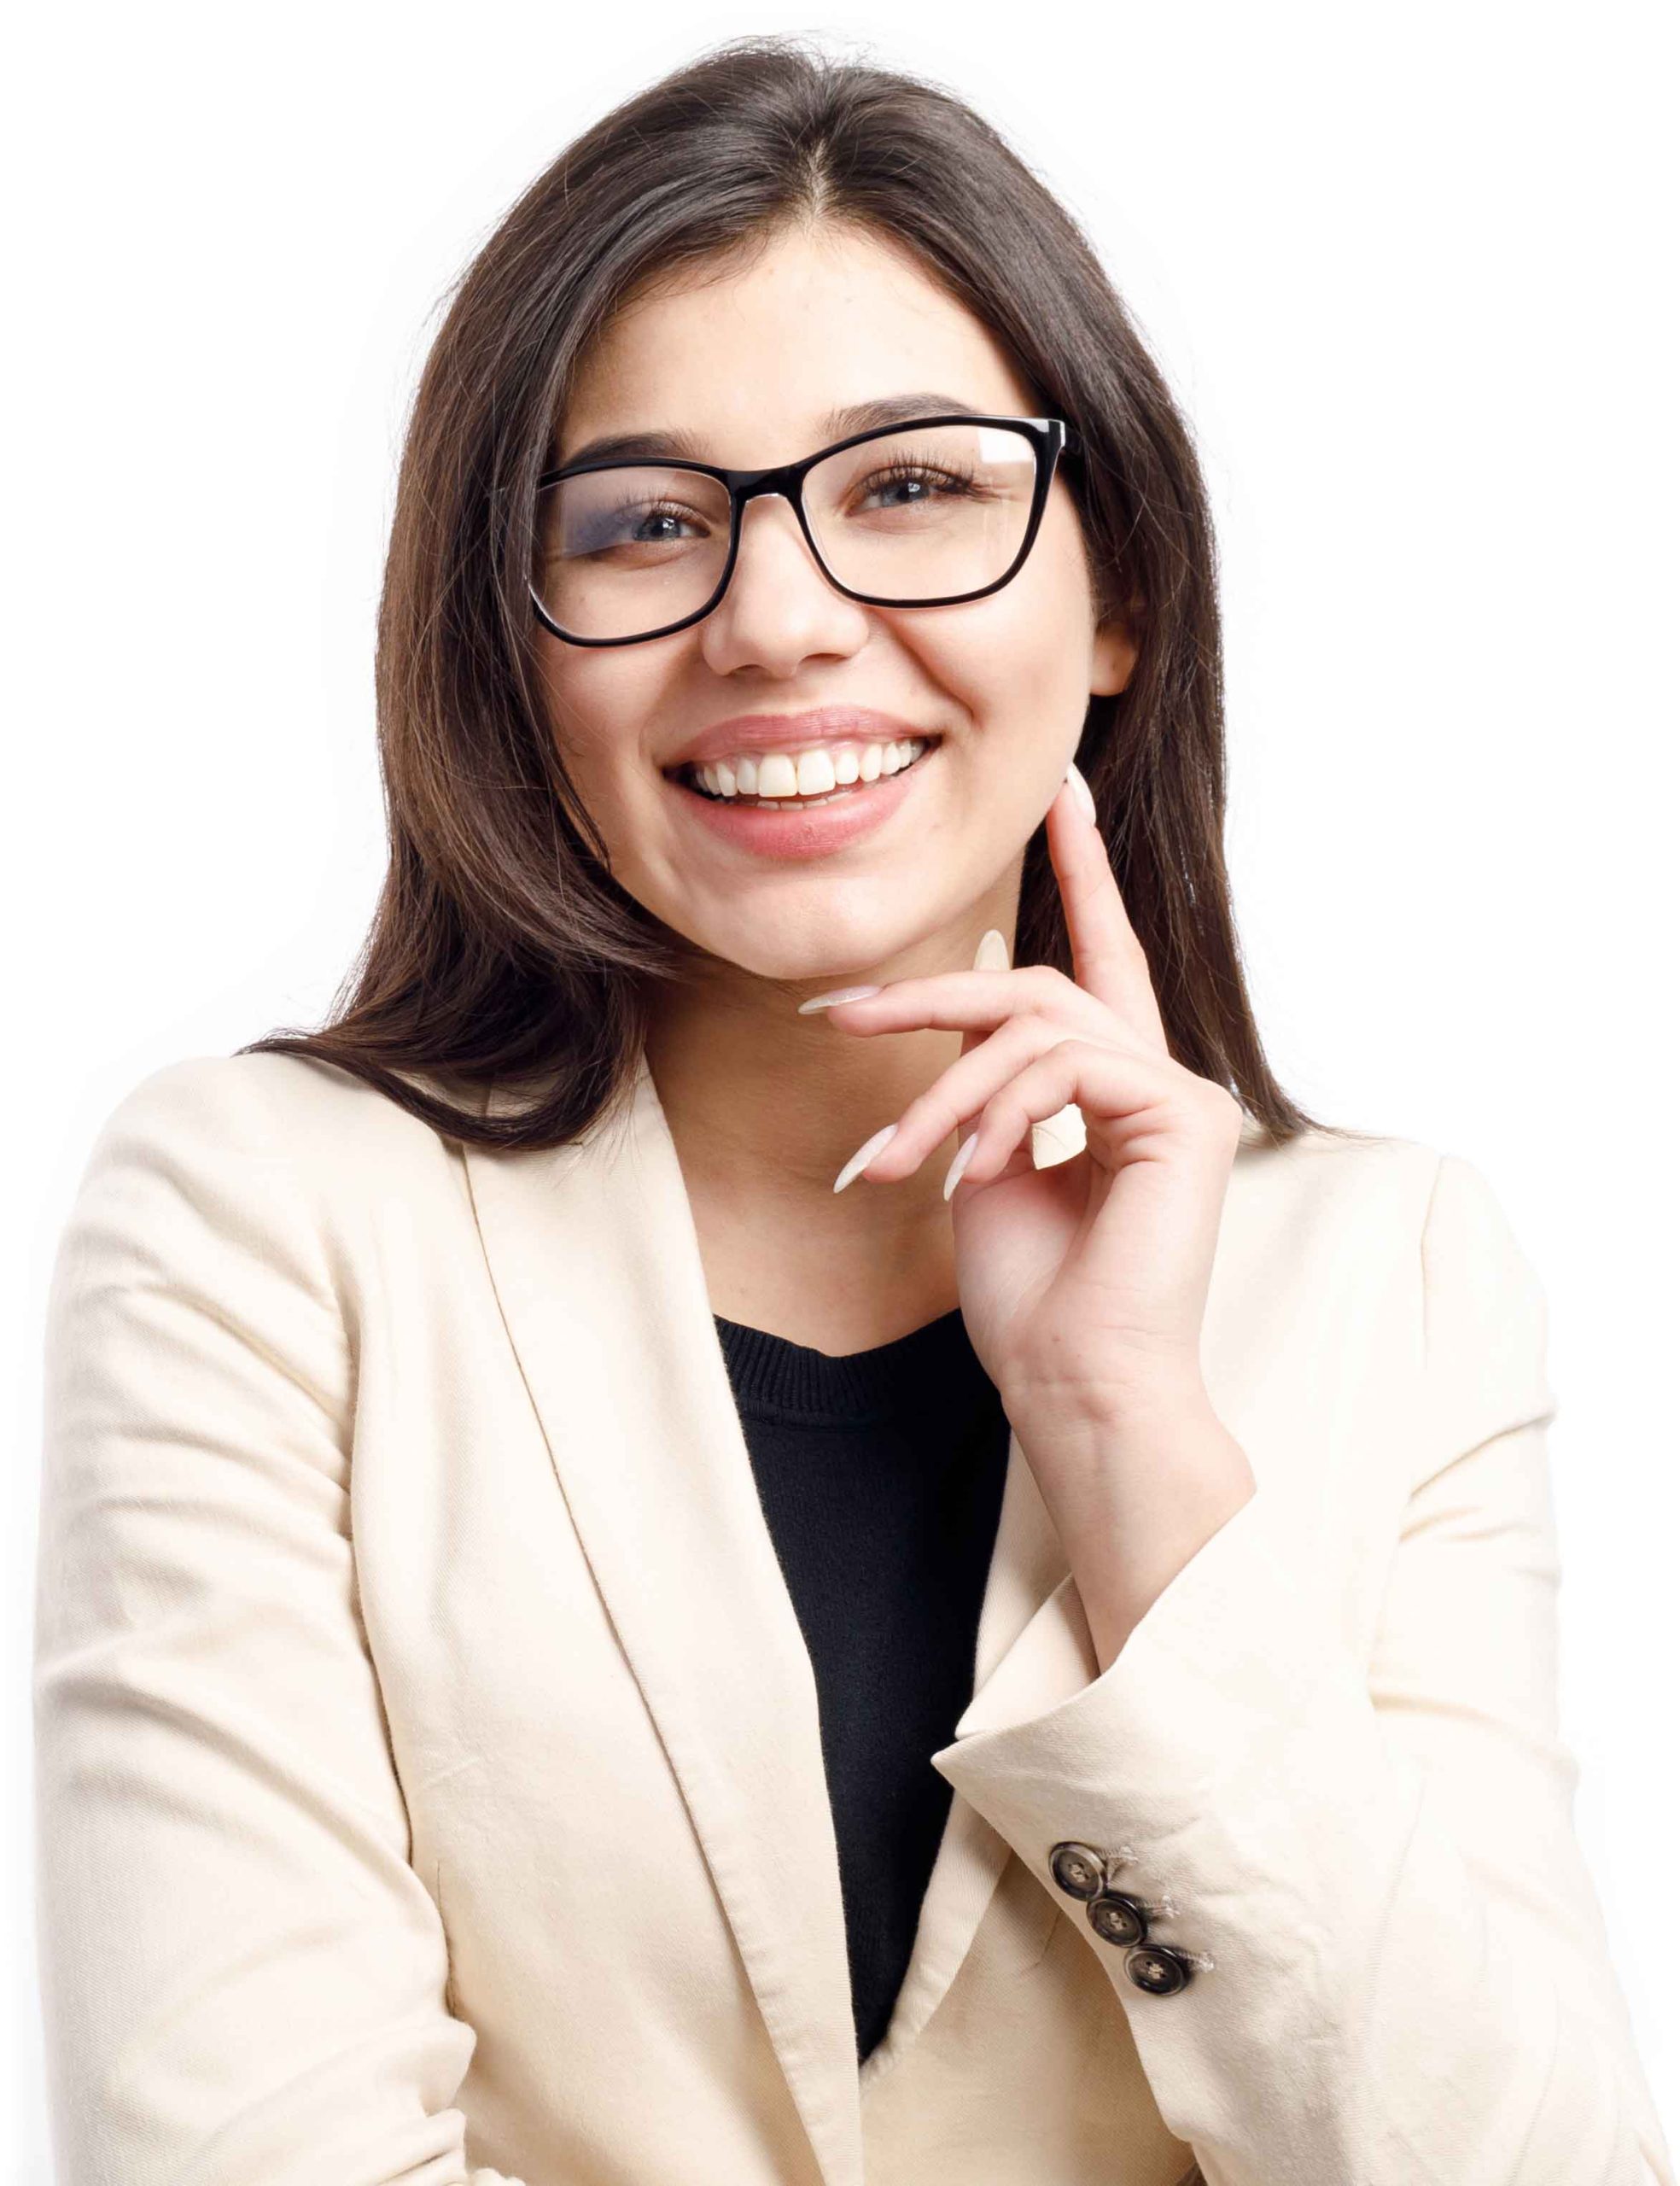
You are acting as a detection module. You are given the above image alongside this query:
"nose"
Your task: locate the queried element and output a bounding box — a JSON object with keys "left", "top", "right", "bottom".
{"left": 697, "top": 488, "right": 867, "bottom": 672}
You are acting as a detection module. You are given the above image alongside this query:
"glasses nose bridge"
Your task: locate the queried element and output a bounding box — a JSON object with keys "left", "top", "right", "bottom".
{"left": 734, "top": 454, "right": 812, "bottom": 520}
{"left": 726, "top": 460, "right": 830, "bottom": 595}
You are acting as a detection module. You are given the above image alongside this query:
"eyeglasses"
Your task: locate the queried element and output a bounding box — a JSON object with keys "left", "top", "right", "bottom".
{"left": 528, "top": 412, "right": 1077, "bottom": 647}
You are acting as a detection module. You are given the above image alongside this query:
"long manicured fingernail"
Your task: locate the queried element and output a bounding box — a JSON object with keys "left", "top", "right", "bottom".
{"left": 1065, "top": 759, "right": 1097, "bottom": 822}
{"left": 942, "top": 1131, "right": 979, "bottom": 1201}
{"left": 799, "top": 984, "right": 882, "bottom": 1014}
{"left": 973, "top": 928, "right": 1011, "bottom": 971}
{"left": 834, "top": 1123, "right": 897, "bottom": 1192}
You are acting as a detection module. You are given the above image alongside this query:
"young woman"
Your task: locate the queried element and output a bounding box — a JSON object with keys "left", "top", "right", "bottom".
{"left": 34, "top": 36, "right": 1673, "bottom": 2186}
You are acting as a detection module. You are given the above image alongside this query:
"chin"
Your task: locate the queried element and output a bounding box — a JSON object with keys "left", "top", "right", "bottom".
{"left": 669, "top": 912, "right": 932, "bottom": 987}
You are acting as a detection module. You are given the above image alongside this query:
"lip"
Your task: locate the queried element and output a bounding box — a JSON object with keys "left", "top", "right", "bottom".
{"left": 661, "top": 704, "right": 931, "bottom": 773}
{"left": 663, "top": 735, "right": 939, "bottom": 861}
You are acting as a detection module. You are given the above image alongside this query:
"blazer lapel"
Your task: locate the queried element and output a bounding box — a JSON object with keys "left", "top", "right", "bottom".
{"left": 464, "top": 1049, "right": 866, "bottom": 2186}
{"left": 858, "top": 1101, "right": 1085, "bottom": 2085}
{"left": 856, "top": 1414, "right": 1070, "bottom": 2087}
{"left": 462, "top": 1045, "right": 1094, "bottom": 2172}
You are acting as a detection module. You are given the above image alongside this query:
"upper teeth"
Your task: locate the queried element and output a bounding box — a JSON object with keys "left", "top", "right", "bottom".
{"left": 684, "top": 738, "right": 931, "bottom": 799}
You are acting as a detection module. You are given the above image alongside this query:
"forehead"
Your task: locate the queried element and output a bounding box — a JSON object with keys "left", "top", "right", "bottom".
{"left": 555, "top": 223, "right": 1038, "bottom": 469}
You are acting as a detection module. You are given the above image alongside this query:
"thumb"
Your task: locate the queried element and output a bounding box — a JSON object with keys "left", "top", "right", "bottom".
{"left": 972, "top": 926, "right": 1012, "bottom": 975}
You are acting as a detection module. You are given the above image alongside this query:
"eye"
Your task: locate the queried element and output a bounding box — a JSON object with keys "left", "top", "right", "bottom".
{"left": 542, "top": 486, "right": 721, "bottom": 562}
{"left": 851, "top": 459, "right": 985, "bottom": 514}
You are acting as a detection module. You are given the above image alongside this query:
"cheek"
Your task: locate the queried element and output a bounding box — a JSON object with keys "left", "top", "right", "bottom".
{"left": 536, "top": 650, "right": 657, "bottom": 806}
{"left": 916, "top": 549, "right": 1094, "bottom": 734}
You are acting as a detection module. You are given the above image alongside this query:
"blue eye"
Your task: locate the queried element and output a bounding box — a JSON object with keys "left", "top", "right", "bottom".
{"left": 563, "top": 497, "right": 714, "bottom": 558}
{"left": 852, "top": 459, "right": 984, "bottom": 512}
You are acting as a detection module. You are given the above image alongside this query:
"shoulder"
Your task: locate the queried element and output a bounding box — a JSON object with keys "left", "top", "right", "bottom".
{"left": 1232, "top": 1118, "right": 1543, "bottom": 1335}
{"left": 61, "top": 1050, "right": 476, "bottom": 1289}
{"left": 1229, "top": 1114, "right": 1441, "bottom": 1255}
{"left": 80, "top": 1048, "right": 468, "bottom": 1178}
{"left": 1234, "top": 1118, "right": 1551, "bottom": 1435}
{"left": 1234, "top": 1115, "right": 1527, "bottom": 1261}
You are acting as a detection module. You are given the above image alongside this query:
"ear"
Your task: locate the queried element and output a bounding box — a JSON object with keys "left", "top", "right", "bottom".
{"left": 1091, "top": 615, "right": 1139, "bottom": 698}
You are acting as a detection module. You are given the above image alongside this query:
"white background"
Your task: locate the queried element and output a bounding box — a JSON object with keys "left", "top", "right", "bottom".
{"left": 6, "top": 1, "right": 1676, "bottom": 2173}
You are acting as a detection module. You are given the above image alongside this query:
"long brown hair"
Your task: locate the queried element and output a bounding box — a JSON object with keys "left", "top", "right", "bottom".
{"left": 240, "top": 33, "right": 1360, "bottom": 1153}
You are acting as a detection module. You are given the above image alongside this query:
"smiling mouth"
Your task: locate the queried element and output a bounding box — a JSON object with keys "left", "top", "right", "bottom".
{"left": 667, "top": 736, "right": 942, "bottom": 809}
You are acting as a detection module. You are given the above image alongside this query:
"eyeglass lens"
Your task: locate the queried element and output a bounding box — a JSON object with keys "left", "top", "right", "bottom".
{"left": 534, "top": 422, "right": 1042, "bottom": 642}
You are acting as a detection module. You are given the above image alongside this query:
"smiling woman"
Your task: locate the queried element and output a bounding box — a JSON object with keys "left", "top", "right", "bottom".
{"left": 217, "top": 37, "right": 1300, "bottom": 1160}
{"left": 33, "top": 28, "right": 1674, "bottom": 2186}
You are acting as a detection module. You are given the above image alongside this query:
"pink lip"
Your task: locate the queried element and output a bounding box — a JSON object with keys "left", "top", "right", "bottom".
{"left": 664, "top": 737, "right": 938, "bottom": 861}
{"left": 662, "top": 704, "right": 931, "bottom": 772}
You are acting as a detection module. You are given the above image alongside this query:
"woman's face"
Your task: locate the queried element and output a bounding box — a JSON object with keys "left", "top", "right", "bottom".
{"left": 534, "top": 220, "right": 1135, "bottom": 985}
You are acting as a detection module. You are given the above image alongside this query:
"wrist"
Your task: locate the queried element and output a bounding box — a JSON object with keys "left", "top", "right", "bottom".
{"left": 1003, "top": 1394, "right": 1257, "bottom": 1672}
{"left": 1000, "top": 1358, "right": 1217, "bottom": 1442}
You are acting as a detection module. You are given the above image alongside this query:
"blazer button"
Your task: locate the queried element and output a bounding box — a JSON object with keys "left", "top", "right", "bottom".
{"left": 1048, "top": 1840, "right": 1106, "bottom": 1900}
{"left": 1125, "top": 1943, "right": 1196, "bottom": 1996}
{"left": 1086, "top": 1891, "right": 1150, "bottom": 1948}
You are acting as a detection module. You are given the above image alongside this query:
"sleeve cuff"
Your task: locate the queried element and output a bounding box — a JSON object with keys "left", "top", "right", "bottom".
{"left": 930, "top": 1477, "right": 1362, "bottom": 1833}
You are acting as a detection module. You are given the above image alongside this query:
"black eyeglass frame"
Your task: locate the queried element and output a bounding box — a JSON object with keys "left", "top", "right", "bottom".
{"left": 528, "top": 412, "right": 1079, "bottom": 647}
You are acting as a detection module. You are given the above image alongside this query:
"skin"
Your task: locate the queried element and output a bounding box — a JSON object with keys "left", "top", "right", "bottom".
{"left": 535, "top": 219, "right": 1134, "bottom": 1351}
{"left": 535, "top": 219, "right": 1255, "bottom": 1663}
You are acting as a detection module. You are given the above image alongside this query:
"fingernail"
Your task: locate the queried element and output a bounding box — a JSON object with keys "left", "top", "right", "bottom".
{"left": 799, "top": 984, "right": 882, "bottom": 1014}
{"left": 972, "top": 927, "right": 1011, "bottom": 971}
{"left": 834, "top": 1123, "right": 897, "bottom": 1192}
{"left": 1064, "top": 759, "right": 1097, "bottom": 822}
{"left": 942, "top": 1130, "right": 979, "bottom": 1201}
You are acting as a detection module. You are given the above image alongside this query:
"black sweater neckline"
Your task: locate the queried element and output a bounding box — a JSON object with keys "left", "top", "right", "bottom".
{"left": 712, "top": 1306, "right": 995, "bottom": 1425}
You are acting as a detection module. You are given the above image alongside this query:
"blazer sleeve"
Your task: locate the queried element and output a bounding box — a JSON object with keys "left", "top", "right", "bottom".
{"left": 33, "top": 1057, "right": 525, "bottom": 2186}
{"left": 930, "top": 1151, "right": 1675, "bottom": 2186}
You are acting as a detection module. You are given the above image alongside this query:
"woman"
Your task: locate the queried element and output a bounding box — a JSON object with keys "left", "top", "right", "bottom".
{"left": 33, "top": 35, "right": 1672, "bottom": 2186}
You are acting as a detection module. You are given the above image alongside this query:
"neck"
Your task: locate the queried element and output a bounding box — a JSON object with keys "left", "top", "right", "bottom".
{"left": 640, "top": 901, "right": 1018, "bottom": 1341}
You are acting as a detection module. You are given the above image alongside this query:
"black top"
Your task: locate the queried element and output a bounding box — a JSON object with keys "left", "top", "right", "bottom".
{"left": 712, "top": 1305, "right": 1012, "bottom": 2064}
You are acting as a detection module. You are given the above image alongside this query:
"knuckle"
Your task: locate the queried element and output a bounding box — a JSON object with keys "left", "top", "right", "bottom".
{"left": 896, "top": 1090, "right": 943, "bottom": 1142}
{"left": 1011, "top": 1008, "right": 1060, "bottom": 1053}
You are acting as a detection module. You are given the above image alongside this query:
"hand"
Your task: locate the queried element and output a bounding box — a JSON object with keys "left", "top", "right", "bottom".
{"left": 808, "top": 757, "right": 1243, "bottom": 1412}
{"left": 801, "top": 759, "right": 1256, "bottom": 1651}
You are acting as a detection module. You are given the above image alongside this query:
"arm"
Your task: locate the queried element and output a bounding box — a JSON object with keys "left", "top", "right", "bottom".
{"left": 930, "top": 1152, "right": 1674, "bottom": 2185}
{"left": 33, "top": 1057, "right": 525, "bottom": 2186}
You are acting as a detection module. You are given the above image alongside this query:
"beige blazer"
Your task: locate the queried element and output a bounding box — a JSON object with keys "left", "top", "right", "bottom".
{"left": 34, "top": 1046, "right": 1674, "bottom": 2186}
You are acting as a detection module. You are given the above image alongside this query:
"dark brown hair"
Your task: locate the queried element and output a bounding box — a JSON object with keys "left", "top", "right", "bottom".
{"left": 240, "top": 32, "right": 1361, "bottom": 1152}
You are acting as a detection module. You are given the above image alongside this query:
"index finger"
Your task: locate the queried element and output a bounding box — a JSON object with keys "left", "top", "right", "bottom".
{"left": 1049, "top": 762, "right": 1169, "bottom": 1052}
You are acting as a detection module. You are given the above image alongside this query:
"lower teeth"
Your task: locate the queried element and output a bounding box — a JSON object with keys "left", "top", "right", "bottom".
{"left": 734, "top": 785, "right": 863, "bottom": 810}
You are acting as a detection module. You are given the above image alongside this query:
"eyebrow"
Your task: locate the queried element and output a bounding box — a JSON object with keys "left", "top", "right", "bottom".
{"left": 555, "top": 392, "right": 994, "bottom": 470}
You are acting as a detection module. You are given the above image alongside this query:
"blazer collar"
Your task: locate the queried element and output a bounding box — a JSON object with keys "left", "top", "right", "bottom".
{"left": 464, "top": 1044, "right": 1097, "bottom": 2186}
